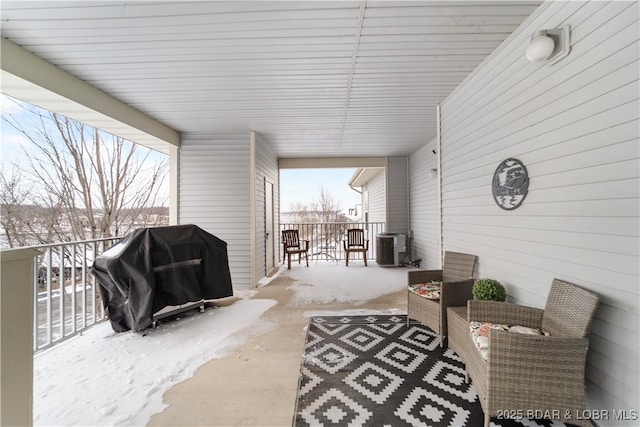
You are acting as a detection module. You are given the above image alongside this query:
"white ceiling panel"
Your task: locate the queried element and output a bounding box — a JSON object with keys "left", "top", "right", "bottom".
{"left": 0, "top": 0, "right": 541, "bottom": 157}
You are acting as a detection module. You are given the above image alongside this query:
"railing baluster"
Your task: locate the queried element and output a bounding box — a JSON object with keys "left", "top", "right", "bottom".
{"left": 91, "top": 241, "right": 97, "bottom": 325}
{"left": 82, "top": 243, "right": 87, "bottom": 330}
{"left": 33, "top": 255, "right": 39, "bottom": 350}
{"left": 71, "top": 244, "right": 77, "bottom": 334}
{"left": 59, "top": 244, "right": 65, "bottom": 339}
{"left": 45, "top": 248, "right": 52, "bottom": 346}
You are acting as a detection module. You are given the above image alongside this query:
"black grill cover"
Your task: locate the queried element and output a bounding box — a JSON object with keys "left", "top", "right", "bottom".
{"left": 92, "top": 224, "right": 233, "bottom": 332}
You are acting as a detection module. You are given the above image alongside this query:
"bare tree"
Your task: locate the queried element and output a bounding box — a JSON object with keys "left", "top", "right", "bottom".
{"left": 0, "top": 167, "right": 33, "bottom": 247}
{"left": 287, "top": 201, "right": 312, "bottom": 223}
{"left": 285, "top": 189, "right": 346, "bottom": 223}
{"left": 282, "top": 187, "right": 350, "bottom": 252}
{"left": 312, "top": 187, "right": 350, "bottom": 247}
{"left": 1, "top": 97, "right": 168, "bottom": 245}
{"left": 313, "top": 187, "right": 342, "bottom": 223}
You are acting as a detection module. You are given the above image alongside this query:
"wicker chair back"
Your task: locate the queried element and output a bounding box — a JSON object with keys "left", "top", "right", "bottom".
{"left": 542, "top": 278, "right": 600, "bottom": 337}
{"left": 442, "top": 251, "right": 477, "bottom": 282}
{"left": 407, "top": 251, "right": 477, "bottom": 346}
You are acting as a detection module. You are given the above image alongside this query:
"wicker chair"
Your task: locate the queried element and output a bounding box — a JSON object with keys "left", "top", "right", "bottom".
{"left": 456, "top": 278, "right": 600, "bottom": 427}
{"left": 407, "top": 251, "right": 477, "bottom": 346}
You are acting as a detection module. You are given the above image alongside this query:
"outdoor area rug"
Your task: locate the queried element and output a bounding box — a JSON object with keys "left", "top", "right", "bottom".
{"left": 293, "top": 315, "right": 571, "bottom": 427}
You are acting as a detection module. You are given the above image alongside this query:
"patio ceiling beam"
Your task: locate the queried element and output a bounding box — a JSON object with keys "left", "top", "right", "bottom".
{"left": 279, "top": 157, "right": 386, "bottom": 169}
{"left": 0, "top": 37, "right": 179, "bottom": 154}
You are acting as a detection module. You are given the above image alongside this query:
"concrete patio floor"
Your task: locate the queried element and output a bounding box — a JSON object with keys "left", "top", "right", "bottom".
{"left": 147, "top": 262, "right": 410, "bottom": 426}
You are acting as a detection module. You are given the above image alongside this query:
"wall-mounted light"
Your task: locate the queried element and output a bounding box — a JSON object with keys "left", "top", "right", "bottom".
{"left": 525, "top": 26, "right": 570, "bottom": 65}
{"left": 428, "top": 168, "right": 438, "bottom": 179}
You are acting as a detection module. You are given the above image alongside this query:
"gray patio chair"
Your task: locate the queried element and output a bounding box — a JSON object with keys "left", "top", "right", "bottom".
{"left": 460, "top": 278, "right": 600, "bottom": 427}
{"left": 407, "top": 251, "right": 477, "bottom": 346}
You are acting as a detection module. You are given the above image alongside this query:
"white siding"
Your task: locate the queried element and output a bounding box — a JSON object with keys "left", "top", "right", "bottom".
{"left": 179, "top": 133, "right": 253, "bottom": 289}
{"left": 436, "top": 1, "right": 638, "bottom": 421}
{"left": 254, "top": 132, "right": 279, "bottom": 281}
{"left": 409, "top": 139, "right": 441, "bottom": 269}
{"left": 386, "top": 156, "right": 409, "bottom": 234}
{"left": 364, "top": 170, "right": 386, "bottom": 224}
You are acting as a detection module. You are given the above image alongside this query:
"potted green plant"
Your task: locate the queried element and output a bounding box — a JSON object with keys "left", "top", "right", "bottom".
{"left": 472, "top": 278, "right": 506, "bottom": 302}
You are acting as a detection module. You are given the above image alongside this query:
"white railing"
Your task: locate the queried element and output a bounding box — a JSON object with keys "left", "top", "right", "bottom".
{"left": 32, "top": 237, "right": 122, "bottom": 352}
{"left": 279, "top": 222, "right": 386, "bottom": 261}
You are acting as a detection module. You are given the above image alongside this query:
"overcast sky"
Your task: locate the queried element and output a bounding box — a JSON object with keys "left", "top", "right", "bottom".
{"left": 279, "top": 168, "right": 361, "bottom": 213}
{"left": 1, "top": 94, "right": 30, "bottom": 168}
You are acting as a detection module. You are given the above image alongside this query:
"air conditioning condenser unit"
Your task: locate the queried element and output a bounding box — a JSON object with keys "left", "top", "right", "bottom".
{"left": 376, "top": 233, "right": 406, "bottom": 267}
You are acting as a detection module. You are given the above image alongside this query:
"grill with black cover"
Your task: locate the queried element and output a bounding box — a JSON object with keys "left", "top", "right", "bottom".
{"left": 92, "top": 224, "right": 233, "bottom": 332}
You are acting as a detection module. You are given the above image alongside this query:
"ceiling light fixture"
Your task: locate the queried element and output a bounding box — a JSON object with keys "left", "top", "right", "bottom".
{"left": 525, "top": 26, "right": 570, "bottom": 64}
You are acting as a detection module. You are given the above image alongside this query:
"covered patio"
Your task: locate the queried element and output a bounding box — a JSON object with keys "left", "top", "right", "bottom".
{"left": 149, "top": 262, "right": 409, "bottom": 427}
{"left": 1, "top": 1, "right": 638, "bottom": 426}
{"left": 33, "top": 261, "right": 410, "bottom": 426}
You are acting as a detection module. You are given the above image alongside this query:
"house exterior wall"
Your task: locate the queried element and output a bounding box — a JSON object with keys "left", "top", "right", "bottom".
{"left": 253, "top": 132, "right": 279, "bottom": 281}
{"left": 363, "top": 169, "right": 385, "bottom": 224}
{"left": 386, "top": 156, "right": 409, "bottom": 235}
{"left": 409, "top": 139, "right": 441, "bottom": 269}
{"left": 179, "top": 133, "right": 253, "bottom": 288}
{"left": 425, "top": 1, "right": 638, "bottom": 422}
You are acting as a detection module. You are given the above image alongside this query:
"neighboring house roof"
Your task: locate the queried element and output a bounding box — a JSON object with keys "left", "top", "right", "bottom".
{"left": 348, "top": 167, "right": 384, "bottom": 189}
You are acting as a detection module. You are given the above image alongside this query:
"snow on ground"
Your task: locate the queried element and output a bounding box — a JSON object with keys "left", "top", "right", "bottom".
{"left": 33, "top": 262, "right": 409, "bottom": 426}
{"left": 303, "top": 307, "right": 405, "bottom": 318}
{"left": 33, "top": 293, "right": 276, "bottom": 427}
{"left": 285, "top": 261, "right": 408, "bottom": 306}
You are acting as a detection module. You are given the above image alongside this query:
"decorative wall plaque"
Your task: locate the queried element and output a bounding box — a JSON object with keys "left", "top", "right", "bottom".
{"left": 492, "top": 158, "right": 529, "bottom": 210}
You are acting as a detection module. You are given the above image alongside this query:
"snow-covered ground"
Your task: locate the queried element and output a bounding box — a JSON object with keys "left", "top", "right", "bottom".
{"left": 33, "top": 262, "right": 408, "bottom": 426}
{"left": 33, "top": 295, "right": 276, "bottom": 427}
{"left": 284, "top": 261, "right": 407, "bottom": 306}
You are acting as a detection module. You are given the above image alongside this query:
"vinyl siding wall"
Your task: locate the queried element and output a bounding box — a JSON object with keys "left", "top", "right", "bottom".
{"left": 433, "top": 1, "right": 638, "bottom": 421}
{"left": 409, "top": 139, "right": 441, "bottom": 270}
{"left": 386, "top": 156, "right": 409, "bottom": 235}
{"left": 253, "top": 132, "right": 279, "bottom": 282}
{"left": 179, "top": 133, "right": 253, "bottom": 289}
{"left": 364, "top": 170, "right": 386, "bottom": 224}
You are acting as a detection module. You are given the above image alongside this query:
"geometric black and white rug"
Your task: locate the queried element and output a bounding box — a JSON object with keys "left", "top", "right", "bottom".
{"left": 293, "top": 315, "right": 570, "bottom": 427}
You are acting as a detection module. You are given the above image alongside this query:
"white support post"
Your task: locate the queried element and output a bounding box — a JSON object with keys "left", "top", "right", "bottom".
{"left": 169, "top": 144, "right": 180, "bottom": 225}
{"left": 1, "top": 248, "right": 40, "bottom": 426}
